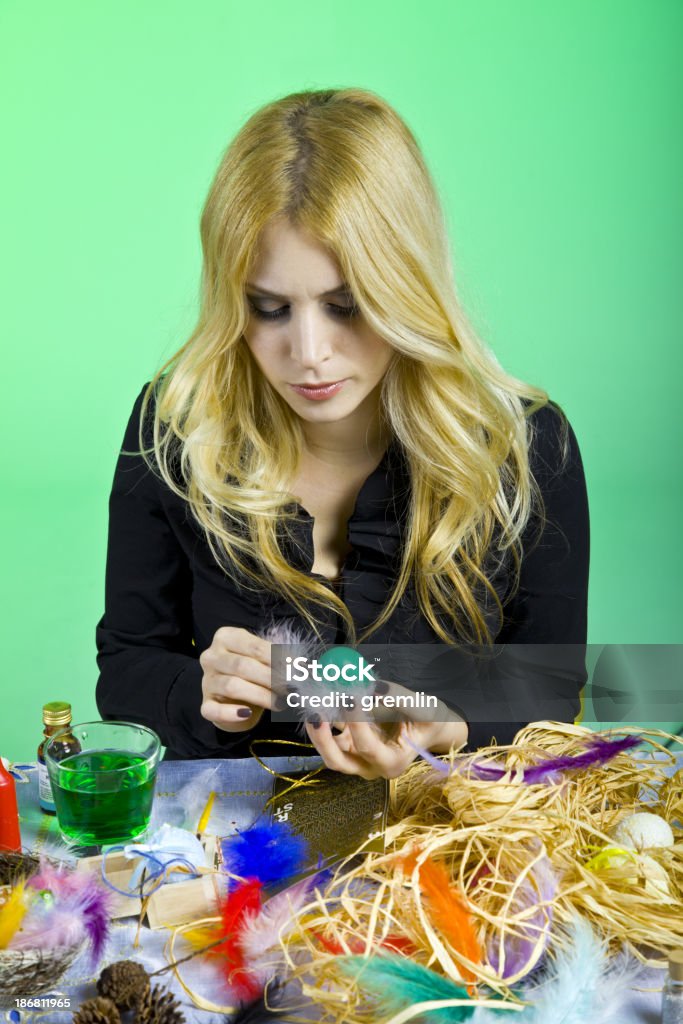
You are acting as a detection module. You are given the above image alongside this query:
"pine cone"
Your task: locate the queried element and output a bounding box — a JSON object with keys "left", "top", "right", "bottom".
{"left": 97, "top": 958, "right": 150, "bottom": 1010}
{"left": 72, "top": 996, "right": 121, "bottom": 1024}
{"left": 136, "top": 983, "right": 186, "bottom": 1024}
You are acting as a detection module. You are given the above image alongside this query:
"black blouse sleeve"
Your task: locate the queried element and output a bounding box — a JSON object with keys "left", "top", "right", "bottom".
{"left": 463, "top": 402, "right": 591, "bottom": 751}
{"left": 95, "top": 384, "right": 248, "bottom": 758}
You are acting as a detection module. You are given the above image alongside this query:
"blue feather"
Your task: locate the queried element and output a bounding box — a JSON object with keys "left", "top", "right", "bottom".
{"left": 472, "top": 915, "right": 641, "bottom": 1024}
{"left": 337, "top": 953, "right": 476, "bottom": 1021}
{"left": 221, "top": 819, "right": 309, "bottom": 887}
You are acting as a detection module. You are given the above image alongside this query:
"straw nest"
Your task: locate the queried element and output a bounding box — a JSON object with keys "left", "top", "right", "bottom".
{"left": 275, "top": 722, "right": 683, "bottom": 1024}
{"left": 0, "top": 851, "right": 85, "bottom": 1003}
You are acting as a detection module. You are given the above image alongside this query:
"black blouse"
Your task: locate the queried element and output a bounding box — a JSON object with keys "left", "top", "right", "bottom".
{"left": 96, "top": 385, "right": 590, "bottom": 759}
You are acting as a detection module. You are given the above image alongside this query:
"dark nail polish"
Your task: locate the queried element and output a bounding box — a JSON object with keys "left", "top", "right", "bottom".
{"left": 236, "top": 707, "right": 252, "bottom": 718}
{"left": 308, "top": 714, "right": 321, "bottom": 729}
{"left": 374, "top": 680, "right": 389, "bottom": 695}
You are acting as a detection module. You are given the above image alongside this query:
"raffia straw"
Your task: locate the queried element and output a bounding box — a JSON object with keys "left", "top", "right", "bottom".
{"left": 166, "top": 916, "right": 237, "bottom": 1015}
{"left": 274, "top": 722, "right": 682, "bottom": 1024}
{"left": 661, "top": 768, "right": 683, "bottom": 823}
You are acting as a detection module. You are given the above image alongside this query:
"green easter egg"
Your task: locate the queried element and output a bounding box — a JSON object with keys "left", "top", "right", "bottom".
{"left": 319, "top": 646, "right": 376, "bottom": 688}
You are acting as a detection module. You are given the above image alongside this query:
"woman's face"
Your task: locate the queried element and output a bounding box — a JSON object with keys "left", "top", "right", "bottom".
{"left": 242, "top": 218, "right": 393, "bottom": 437}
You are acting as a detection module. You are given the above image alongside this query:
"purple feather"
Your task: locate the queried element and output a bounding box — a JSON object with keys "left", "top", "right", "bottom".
{"left": 488, "top": 847, "right": 559, "bottom": 979}
{"left": 403, "top": 736, "right": 452, "bottom": 774}
{"left": 420, "top": 735, "right": 642, "bottom": 784}
{"left": 520, "top": 735, "right": 641, "bottom": 784}
{"left": 75, "top": 876, "right": 111, "bottom": 962}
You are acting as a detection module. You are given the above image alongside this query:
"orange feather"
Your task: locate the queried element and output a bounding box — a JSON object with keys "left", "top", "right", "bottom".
{"left": 401, "top": 852, "right": 481, "bottom": 984}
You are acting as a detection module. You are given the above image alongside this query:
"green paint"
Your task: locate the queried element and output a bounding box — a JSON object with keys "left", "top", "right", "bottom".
{"left": 49, "top": 750, "right": 157, "bottom": 846}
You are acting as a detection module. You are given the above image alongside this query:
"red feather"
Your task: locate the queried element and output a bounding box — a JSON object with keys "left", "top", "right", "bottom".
{"left": 315, "top": 930, "right": 360, "bottom": 954}
{"left": 211, "top": 878, "right": 264, "bottom": 1000}
{"left": 381, "top": 935, "right": 417, "bottom": 955}
{"left": 314, "top": 930, "right": 416, "bottom": 957}
{"left": 401, "top": 852, "right": 482, "bottom": 985}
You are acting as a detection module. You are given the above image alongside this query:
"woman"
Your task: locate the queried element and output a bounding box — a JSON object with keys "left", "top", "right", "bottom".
{"left": 96, "top": 88, "right": 589, "bottom": 777}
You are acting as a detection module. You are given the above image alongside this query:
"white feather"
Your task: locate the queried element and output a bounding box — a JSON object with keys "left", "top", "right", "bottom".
{"left": 472, "top": 915, "right": 646, "bottom": 1024}
{"left": 260, "top": 621, "right": 322, "bottom": 738}
{"left": 149, "top": 764, "right": 223, "bottom": 832}
{"left": 260, "top": 620, "right": 319, "bottom": 654}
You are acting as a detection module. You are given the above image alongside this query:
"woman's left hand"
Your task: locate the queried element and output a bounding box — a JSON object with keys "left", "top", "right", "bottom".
{"left": 304, "top": 696, "right": 468, "bottom": 780}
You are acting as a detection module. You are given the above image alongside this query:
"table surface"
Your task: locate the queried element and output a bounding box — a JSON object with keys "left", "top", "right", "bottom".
{"left": 5, "top": 753, "right": 678, "bottom": 1024}
{"left": 8, "top": 754, "right": 324, "bottom": 1024}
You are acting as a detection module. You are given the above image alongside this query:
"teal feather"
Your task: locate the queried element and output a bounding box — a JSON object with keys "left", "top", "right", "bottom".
{"left": 337, "top": 953, "right": 476, "bottom": 1021}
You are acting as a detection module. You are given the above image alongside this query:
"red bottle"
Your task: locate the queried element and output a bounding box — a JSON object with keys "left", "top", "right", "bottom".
{"left": 0, "top": 758, "right": 21, "bottom": 852}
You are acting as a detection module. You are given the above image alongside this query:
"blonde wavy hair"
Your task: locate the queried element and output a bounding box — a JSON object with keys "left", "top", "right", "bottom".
{"left": 142, "top": 87, "right": 566, "bottom": 645}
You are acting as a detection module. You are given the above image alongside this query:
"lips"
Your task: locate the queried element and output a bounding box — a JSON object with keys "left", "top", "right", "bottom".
{"left": 289, "top": 380, "right": 347, "bottom": 401}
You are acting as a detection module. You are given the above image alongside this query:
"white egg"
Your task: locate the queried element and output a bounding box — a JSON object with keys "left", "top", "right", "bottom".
{"left": 609, "top": 811, "right": 674, "bottom": 851}
{"left": 637, "top": 854, "right": 672, "bottom": 899}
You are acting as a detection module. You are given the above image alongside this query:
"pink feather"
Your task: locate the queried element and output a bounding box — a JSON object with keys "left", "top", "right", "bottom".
{"left": 26, "top": 862, "right": 84, "bottom": 895}
{"left": 12, "top": 859, "right": 111, "bottom": 963}
{"left": 11, "top": 907, "right": 85, "bottom": 950}
{"left": 238, "top": 877, "right": 314, "bottom": 986}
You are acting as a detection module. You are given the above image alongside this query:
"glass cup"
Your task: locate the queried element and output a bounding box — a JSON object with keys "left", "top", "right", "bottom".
{"left": 45, "top": 720, "right": 161, "bottom": 846}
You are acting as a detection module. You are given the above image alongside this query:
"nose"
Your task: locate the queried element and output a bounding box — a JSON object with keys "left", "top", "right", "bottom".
{"left": 288, "top": 307, "right": 334, "bottom": 369}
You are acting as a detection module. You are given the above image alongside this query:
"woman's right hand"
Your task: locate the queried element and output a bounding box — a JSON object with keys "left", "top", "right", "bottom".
{"left": 199, "top": 626, "right": 274, "bottom": 733}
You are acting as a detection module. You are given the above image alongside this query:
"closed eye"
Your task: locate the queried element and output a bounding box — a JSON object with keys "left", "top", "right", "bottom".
{"left": 247, "top": 298, "right": 360, "bottom": 321}
{"left": 246, "top": 300, "right": 285, "bottom": 320}
{"left": 329, "top": 302, "right": 361, "bottom": 319}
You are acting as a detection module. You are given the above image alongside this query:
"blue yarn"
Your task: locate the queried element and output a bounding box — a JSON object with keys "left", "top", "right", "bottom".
{"left": 221, "top": 818, "right": 309, "bottom": 886}
{"left": 100, "top": 845, "right": 200, "bottom": 898}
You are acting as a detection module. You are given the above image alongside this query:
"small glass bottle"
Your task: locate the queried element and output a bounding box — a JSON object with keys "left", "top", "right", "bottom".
{"left": 662, "top": 951, "right": 683, "bottom": 1024}
{"left": 37, "top": 701, "right": 80, "bottom": 814}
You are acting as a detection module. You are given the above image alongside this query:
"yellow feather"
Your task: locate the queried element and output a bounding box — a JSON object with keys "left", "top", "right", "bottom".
{"left": 182, "top": 923, "right": 220, "bottom": 950}
{"left": 0, "top": 882, "right": 29, "bottom": 948}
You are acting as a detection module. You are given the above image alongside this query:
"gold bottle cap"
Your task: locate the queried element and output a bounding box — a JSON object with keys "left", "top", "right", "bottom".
{"left": 42, "top": 701, "right": 72, "bottom": 727}
{"left": 670, "top": 951, "right": 683, "bottom": 982}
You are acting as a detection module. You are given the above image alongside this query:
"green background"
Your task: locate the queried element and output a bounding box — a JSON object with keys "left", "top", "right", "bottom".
{"left": 1, "top": 1, "right": 681, "bottom": 760}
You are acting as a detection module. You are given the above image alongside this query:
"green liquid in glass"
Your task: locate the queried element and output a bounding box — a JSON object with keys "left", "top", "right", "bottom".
{"left": 51, "top": 749, "right": 157, "bottom": 845}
